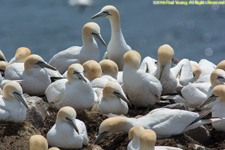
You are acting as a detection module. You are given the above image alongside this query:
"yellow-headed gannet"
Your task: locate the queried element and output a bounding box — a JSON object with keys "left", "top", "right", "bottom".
{"left": 29, "top": 135, "right": 48, "bottom": 150}
{"left": 9, "top": 47, "right": 31, "bottom": 64}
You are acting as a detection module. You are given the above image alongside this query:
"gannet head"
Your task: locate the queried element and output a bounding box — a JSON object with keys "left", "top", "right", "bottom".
{"left": 123, "top": 50, "right": 141, "bottom": 69}
{"left": 0, "top": 50, "right": 7, "bottom": 61}
{"left": 29, "top": 135, "right": 48, "bottom": 150}
{"left": 210, "top": 69, "right": 225, "bottom": 88}
{"left": 99, "top": 59, "right": 118, "bottom": 79}
{"left": 139, "top": 129, "right": 156, "bottom": 150}
{"left": 128, "top": 126, "right": 145, "bottom": 140}
{"left": 3, "top": 81, "right": 28, "bottom": 108}
{"left": 91, "top": 5, "right": 119, "bottom": 20}
{"left": 83, "top": 60, "right": 102, "bottom": 81}
{"left": 24, "top": 54, "right": 56, "bottom": 73}
{"left": 13, "top": 47, "right": 31, "bottom": 63}
{"left": 0, "top": 61, "right": 10, "bottom": 76}
{"left": 82, "top": 22, "right": 106, "bottom": 46}
{"left": 67, "top": 63, "right": 87, "bottom": 83}
{"left": 158, "top": 44, "right": 174, "bottom": 65}
{"left": 216, "top": 60, "right": 225, "bottom": 71}
{"left": 103, "top": 81, "right": 131, "bottom": 107}
{"left": 192, "top": 65, "right": 201, "bottom": 82}
{"left": 95, "top": 116, "right": 130, "bottom": 144}
{"left": 57, "top": 106, "right": 79, "bottom": 134}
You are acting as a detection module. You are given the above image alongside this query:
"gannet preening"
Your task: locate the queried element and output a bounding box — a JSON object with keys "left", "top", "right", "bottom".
{"left": 5, "top": 54, "right": 56, "bottom": 96}
{"left": 127, "top": 126, "right": 145, "bottom": 150}
{"left": 99, "top": 59, "right": 118, "bottom": 80}
{"left": 9, "top": 47, "right": 31, "bottom": 64}
{"left": 47, "top": 106, "right": 89, "bottom": 149}
{"left": 98, "top": 81, "right": 130, "bottom": 115}
{"left": 0, "top": 81, "right": 28, "bottom": 122}
{"left": 29, "top": 135, "right": 48, "bottom": 150}
{"left": 0, "top": 61, "right": 10, "bottom": 76}
{"left": 123, "top": 50, "right": 162, "bottom": 107}
{"left": 49, "top": 22, "right": 106, "bottom": 74}
{"left": 0, "top": 50, "right": 7, "bottom": 62}
{"left": 95, "top": 108, "right": 222, "bottom": 144}
{"left": 46, "top": 63, "right": 96, "bottom": 110}
{"left": 92, "top": 5, "right": 132, "bottom": 70}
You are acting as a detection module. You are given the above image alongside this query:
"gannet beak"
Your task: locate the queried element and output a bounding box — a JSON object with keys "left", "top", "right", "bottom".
{"left": 66, "top": 117, "right": 79, "bottom": 134}
{"left": 113, "top": 91, "right": 132, "bottom": 107}
{"left": 199, "top": 94, "right": 217, "bottom": 108}
{"left": 91, "top": 11, "right": 110, "bottom": 19}
{"left": 13, "top": 91, "right": 28, "bottom": 108}
{"left": 74, "top": 71, "right": 87, "bottom": 83}
{"left": 36, "top": 61, "right": 57, "bottom": 71}
{"left": 95, "top": 131, "right": 108, "bottom": 144}
{"left": 92, "top": 33, "right": 106, "bottom": 46}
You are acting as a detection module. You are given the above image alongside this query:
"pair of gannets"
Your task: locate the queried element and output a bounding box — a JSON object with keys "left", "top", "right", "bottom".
{"left": 92, "top": 5, "right": 132, "bottom": 71}
{"left": 128, "top": 126, "right": 182, "bottom": 150}
{"left": 29, "top": 135, "right": 60, "bottom": 150}
{"left": 0, "top": 81, "right": 28, "bottom": 122}
{"left": 5, "top": 54, "right": 56, "bottom": 96}
{"left": 95, "top": 108, "right": 222, "bottom": 144}
{"left": 49, "top": 22, "right": 106, "bottom": 74}
{"left": 47, "top": 106, "right": 89, "bottom": 149}
{"left": 46, "top": 63, "right": 96, "bottom": 110}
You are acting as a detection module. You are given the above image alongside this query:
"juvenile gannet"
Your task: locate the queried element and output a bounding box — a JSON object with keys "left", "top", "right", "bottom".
{"left": 46, "top": 63, "right": 95, "bottom": 110}
{"left": 127, "top": 126, "right": 145, "bottom": 150}
{"left": 99, "top": 59, "right": 118, "bottom": 80}
{"left": 95, "top": 108, "right": 222, "bottom": 144}
{"left": 9, "top": 47, "right": 31, "bottom": 64}
{"left": 0, "top": 81, "right": 28, "bottom": 122}
{"left": 97, "top": 81, "right": 130, "bottom": 115}
{"left": 47, "top": 106, "right": 89, "bottom": 149}
{"left": 5, "top": 54, "right": 56, "bottom": 96}
{"left": 49, "top": 22, "right": 106, "bottom": 74}
{"left": 123, "top": 50, "right": 162, "bottom": 107}
{"left": 92, "top": 5, "right": 132, "bottom": 70}
{"left": 29, "top": 135, "right": 48, "bottom": 150}
{"left": 0, "top": 50, "right": 7, "bottom": 62}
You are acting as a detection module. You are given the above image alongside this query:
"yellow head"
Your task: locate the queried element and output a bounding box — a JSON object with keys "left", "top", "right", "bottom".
{"left": 14, "top": 47, "right": 31, "bottom": 63}
{"left": 67, "top": 63, "right": 87, "bottom": 84}
{"left": 29, "top": 135, "right": 48, "bottom": 150}
{"left": 210, "top": 69, "right": 225, "bottom": 88}
{"left": 139, "top": 129, "right": 157, "bottom": 150}
{"left": 99, "top": 59, "right": 118, "bottom": 79}
{"left": 83, "top": 60, "right": 102, "bottom": 80}
{"left": 128, "top": 126, "right": 145, "bottom": 140}
{"left": 211, "top": 85, "right": 225, "bottom": 101}
{"left": 158, "top": 44, "right": 174, "bottom": 65}
{"left": 123, "top": 50, "right": 141, "bottom": 69}
{"left": 216, "top": 60, "right": 225, "bottom": 71}
{"left": 192, "top": 65, "right": 201, "bottom": 82}
{"left": 3, "top": 81, "right": 23, "bottom": 100}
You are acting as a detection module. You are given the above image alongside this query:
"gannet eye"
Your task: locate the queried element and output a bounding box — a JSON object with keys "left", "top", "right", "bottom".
{"left": 102, "top": 11, "right": 111, "bottom": 16}
{"left": 91, "top": 32, "right": 98, "bottom": 36}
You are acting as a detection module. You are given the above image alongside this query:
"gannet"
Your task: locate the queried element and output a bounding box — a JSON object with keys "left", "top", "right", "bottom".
{"left": 47, "top": 106, "right": 89, "bottom": 149}
{"left": 49, "top": 22, "right": 106, "bottom": 74}
{"left": 0, "top": 50, "right": 7, "bottom": 62}
{"left": 5, "top": 54, "right": 56, "bottom": 96}
{"left": 91, "top": 5, "right": 132, "bottom": 70}
{"left": 95, "top": 108, "right": 222, "bottom": 144}
{"left": 0, "top": 81, "right": 28, "bottom": 122}
{"left": 97, "top": 81, "right": 130, "bottom": 115}
{"left": 127, "top": 126, "right": 145, "bottom": 150}
{"left": 9, "top": 47, "right": 31, "bottom": 64}
{"left": 123, "top": 50, "right": 162, "bottom": 107}
{"left": 29, "top": 135, "right": 48, "bottom": 150}
{"left": 46, "top": 63, "right": 95, "bottom": 110}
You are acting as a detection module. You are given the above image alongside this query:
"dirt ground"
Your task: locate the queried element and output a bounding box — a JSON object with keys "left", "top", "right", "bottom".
{"left": 0, "top": 96, "right": 225, "bottom": 150}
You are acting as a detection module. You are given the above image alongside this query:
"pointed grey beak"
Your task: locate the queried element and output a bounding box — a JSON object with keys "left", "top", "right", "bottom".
{"left": 66, "top": 117, "right": 79, "bottom": 134}
{"left": 13, "top": 91, "right": 28, "bottom": 108}
{"left": 37, "top": 61, "right": 57, "bottom": 71}
{"left": 113, "top": 91, "right": 131, "bottom": 107}
{"left": 92, "top": 33, "right": 106, "bottom": 46}
{"left": 95, "top": 131, "right": 108, "bottom": 145}
{"left": 199, "top": 94, "right": 217, "bottom": 108}
{"left": 74, "top": 71, "right": 87, "bottom": 83}
{"left": 91, "top": 11, "right": 110, "bottom": 19}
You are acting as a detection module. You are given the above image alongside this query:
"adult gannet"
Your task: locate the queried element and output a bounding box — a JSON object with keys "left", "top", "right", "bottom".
{"left": 127, "top": 126, "right": 145, "bottom": 150}
{"left": 0, "top": 81, "right": 28, "bottom": 122}
{"left": 47, "top": 106, "right": 89, "bottom": 149}
{"left": 29, "top": 135, "right": 48, "bottom": 150}
{"left": 46, "top": 63, "right": 95, "bottom": 110}
{"left": 49, "top": 22, "right": 106, "bottom": 74}
{"left": 5, "top": 54, "right": 56, "bottom": 96}
{"left": 123, "top": 50, "right": 162, "bottom": 107}
{"left": 91, "top": 5, "right": 132, "bottom": 70}
{"left": 0, "top": 50, "right": 7, "bottom": 62}
{"left": 97, "top": 81, "right": 130, "bottom": 115}
{"left": 95, "top": 108, "right": 222, "bottom": 144}
{"left": 9, "top": 47, "right": 31, "bottom": 64}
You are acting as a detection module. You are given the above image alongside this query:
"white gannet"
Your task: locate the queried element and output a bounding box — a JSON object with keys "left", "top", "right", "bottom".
{"left": 0, "top": 81, "right": 28, "bottom": 122}
{"left": 29, "top": 135, "right": 48, "bottom": 150}
{"left": 5, "top": 54, "right": 56, "bottom": 96}
{"left": 46, "top": 63, "right": 95, "bottom": 110}
{"left": 49, "top": 22, "right": 106, "bottom": 74}
{"left": 9, "top": 47, "right": 31, "bottom": 64}
{"left": 99, "top": 59, "right": 118, "bottom": 80}
{"left": 199, "top": 85, "right": 225, "bottom": 131}
{"left": 91, "top": 5, "right": 132, "bottom": 71}
{"left": 0, "top": 50, "right": 7, "bottom": 62}
{"left": 123, "top": 50, "right": 162, "bottom": 107}
{"left": 94, "top": 108, "right": 222, "bottom": 144}
{"left": 97, "top": 81, "right": 130, "bottom": 115}
{"left": 127, "top": 126, "right": 145, "bottom": 150}
{"left": 47, "top": 106, "right": 89, "bottom": 149}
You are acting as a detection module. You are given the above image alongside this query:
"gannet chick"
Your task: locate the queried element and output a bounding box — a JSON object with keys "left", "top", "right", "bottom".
{"left": 47, "top": 106, "right": 89, "bottom": 149}
{"left": 29, "top": 135, "right": 48, "bottom": 150}
{"left": 9, "top": 47, "right": 31, "bottom": 64}
{"left": 95, "top": 108, "right": 222, "bottom": 144}
{"left": 46, "top": 63, "right": 96, "bottom": 110}
{"left": 216, "top": 60, "right": 225, "bottom": 71}
{"left": 127, "top": 126, "right": 145, "bottom": 150}
{"left": 191, "top": 65, "right": 201, "bottom": 82}
{"left": 49, "top": 22, "right": 106, "bottom": 74}
{"left": 0, "top": 50, "right": 7, "bottom": 62}
{"left": 123, "top": 50, "right": 162, "bottom": 107}
{"left": 5, "top": 54, "right": 56, "bottom": 96}
{"left": 92, "top": 5, "right": 132, "bottom": 70}
{"left": 0, "top": 81, "right": 28, "bottom": 122}
{"left": 98, "top": 81, "right": 130, "bottom": 115}
{"left": 99, "top": 59, "right": 118, "bottom": 80}
{"left": 0, "top": 61, "right": 10, "bottom": 76}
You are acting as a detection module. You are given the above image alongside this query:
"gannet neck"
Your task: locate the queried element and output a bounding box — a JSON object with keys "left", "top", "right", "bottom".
{"left": 212, "top": 85, "right": 225, "bottom": 101}
{"left": 216, "top": 60, "right": 225, "bottom": 71}
{"left": 123, "top": 50, "right": 141, "bottom": 69}
{"left": 29, "top": 135, "right": 48, "bottom": 150}
{"left": 139, "top": 129, "right": 156, "bottom": 150}
{"left": 83, "top": 60, "right": 102, "bottom": 81}
{"left": 210, "top": 69, "right": 225, "bottom": 88}
{"left": 109, "top": 12, "right": 121, "bottom": 33}
{"left": 3, "top": 81, "right": 23, "bottom": 100}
